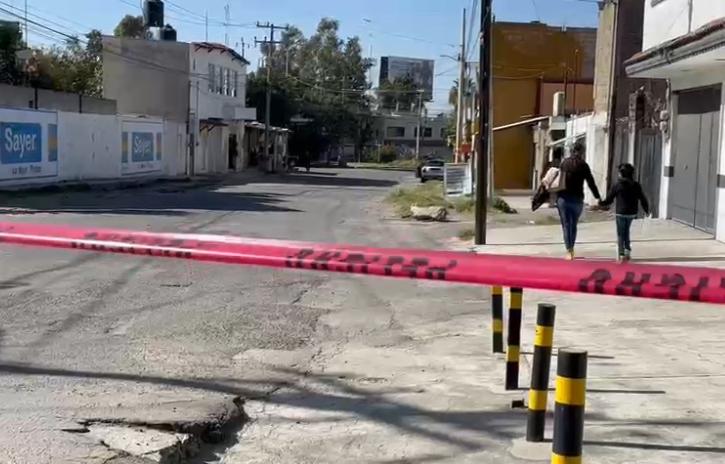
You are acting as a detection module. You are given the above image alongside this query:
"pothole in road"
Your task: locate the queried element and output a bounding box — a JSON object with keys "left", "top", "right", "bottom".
{"left": 67, "top": 397, "right": 248, "bottom": 464}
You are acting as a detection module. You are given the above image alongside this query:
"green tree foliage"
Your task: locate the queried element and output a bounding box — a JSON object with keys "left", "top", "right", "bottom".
{"left": 114, "top": 15, "right": 145, "bottom": 39}
{"left": 0, "top": 22, "right": 23, "bottom": 85}
{"left": 32, "top": 30, "right": 104, "bottom": 97}
{"left": 377, "top": 76, "right": 421, "bottom": 112}
{"left": 247, "top": 18, "right": 374, "bottom": 159}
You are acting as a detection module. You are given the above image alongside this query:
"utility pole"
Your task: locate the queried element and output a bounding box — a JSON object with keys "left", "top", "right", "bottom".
{"left": 240, "top": 38, "right": 247, "bottom": 59}
{"left": 455, "top": 8, "right": 467, "bottom": 164}
{"left": 205, "top": 11, "right": 209, "bottom": 42}
{"left": 415, "top": 90, "right": 424, "bottom": 161}
{"left": 475, "top": 0, "right": 492, "bottom": 245}
{"left": 256, "top": 22, "right": 288, "bottom": 173}
{"left": 224, "top": 3, "right": 230, "bottom": 46}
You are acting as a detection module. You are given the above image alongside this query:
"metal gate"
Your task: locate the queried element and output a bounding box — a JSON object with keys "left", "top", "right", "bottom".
{"left": 634, "top": 128, "right": 662, "bottom": 218}
{"left": 670, "top": 86, "right": 721, "bottom": 233}
{"left": 610, "top": 121, "right": 630, "bottom": 190}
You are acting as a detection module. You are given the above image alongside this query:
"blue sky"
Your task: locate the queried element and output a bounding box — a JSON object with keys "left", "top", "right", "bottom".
{"left": 4, "top": 0, "right": 599, "bottom": 112}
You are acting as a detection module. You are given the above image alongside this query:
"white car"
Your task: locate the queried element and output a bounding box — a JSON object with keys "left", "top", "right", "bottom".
{"left": 420, "top": 159, "right": 445, "bottom": 183}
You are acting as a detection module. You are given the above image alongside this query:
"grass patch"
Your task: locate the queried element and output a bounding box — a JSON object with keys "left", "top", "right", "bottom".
{"left": 491, "top": 196, "right": 517, "bottom": 214}
{"left": 387, "top": 181, "right": 448, "bottom": 218}
{"left": 387, "top": 182, "right": 520, "bottom": 219}
{"left": 357, "top": 159, "right": 418, "bottom": 171}
{"left": 451, "top": 197, "right": 475, "bottom": 214}
{"left": 458, "top": 228, "right": 475, "bottom": 241}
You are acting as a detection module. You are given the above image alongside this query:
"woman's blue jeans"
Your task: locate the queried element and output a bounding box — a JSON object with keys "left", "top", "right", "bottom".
{"left": 557, "top": 196, "right": 584, "bottom": 251}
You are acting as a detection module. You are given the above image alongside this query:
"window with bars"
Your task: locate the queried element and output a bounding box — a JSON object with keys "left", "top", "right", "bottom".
{"left": 208, "top": 64, "right": 215, "bottom": 92}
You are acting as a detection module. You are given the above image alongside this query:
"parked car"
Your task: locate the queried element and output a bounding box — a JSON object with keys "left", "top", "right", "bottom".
{"left": 420, "top": 159, "right": 445, "bottom": 183}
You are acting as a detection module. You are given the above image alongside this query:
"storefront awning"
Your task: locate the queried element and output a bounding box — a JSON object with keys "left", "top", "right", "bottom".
{"left": 626, "top": 18, "right": 725, "bottom": 79}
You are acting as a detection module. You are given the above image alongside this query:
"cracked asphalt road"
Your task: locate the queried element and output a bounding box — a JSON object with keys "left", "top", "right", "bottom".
{"left": 0, "top": 168, "right": 491, "bottom": 463}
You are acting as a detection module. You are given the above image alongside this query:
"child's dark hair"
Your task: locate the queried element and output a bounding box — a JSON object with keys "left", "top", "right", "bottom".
{"left": 618, "top": 163, "right": 635, "bottom": 179}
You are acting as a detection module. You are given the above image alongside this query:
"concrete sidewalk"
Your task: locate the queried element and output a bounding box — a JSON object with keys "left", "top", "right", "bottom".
{"left": 225, "top": 219, "right": 725, "bottom": 463}
{"left": 466, "top": 219, "right": 725, "bottom": 463}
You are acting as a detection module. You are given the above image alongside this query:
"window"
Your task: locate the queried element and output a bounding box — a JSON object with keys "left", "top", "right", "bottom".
{"left": 440, "top": 128, "right": 446, "bottom": 139}
{"left": 217, "top": 66, "right": 223, "bottom": 94}
{"left": 233, "top": 71, "right": 239, "bottom": 97}
{"left": 208, "top": 64, "right": 215, "bottom": 92}
{"left": 386, "top": 126, "right": 405, "bottom": 138}
{"left": 223, "top": 68, "right": 230, "bottom": 95}
{"left": 413, "top": 127, "right": 433, "bottom": 137}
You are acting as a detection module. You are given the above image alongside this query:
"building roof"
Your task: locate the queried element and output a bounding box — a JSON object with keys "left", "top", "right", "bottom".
{"left": 626, "top": 18, "right": 725, "bottom": 67}
{"left": 192, "top": 42, "right": 250, "bottom": 65}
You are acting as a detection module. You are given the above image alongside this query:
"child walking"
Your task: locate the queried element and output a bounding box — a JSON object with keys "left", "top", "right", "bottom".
{"left": 599, "top": 163, "right": 650, "bottom": 262}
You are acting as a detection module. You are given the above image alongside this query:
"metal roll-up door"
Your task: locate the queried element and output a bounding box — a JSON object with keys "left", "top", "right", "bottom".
{"left": 670, "top": 86, "right": 721, "bottom": 233}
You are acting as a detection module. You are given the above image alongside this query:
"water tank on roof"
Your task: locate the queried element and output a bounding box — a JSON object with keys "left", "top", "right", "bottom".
{"left": 161, "top": 24, "right": 177, "bottom": 41}
{"left": 144, "top": 0, "right": 164, "bottom": 28}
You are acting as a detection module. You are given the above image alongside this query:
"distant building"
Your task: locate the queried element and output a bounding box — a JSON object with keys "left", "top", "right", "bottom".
{"left": 379, "top": 56, "right": 435, "bottom": 101}
{"left": 103, "top": 36, "right": 273, "bottom": 175}
{"left": 373, "top": 111, "right": 452, "bottom": 159}
{"left": 492, "top": 21, "right": 597, "bottom": 190}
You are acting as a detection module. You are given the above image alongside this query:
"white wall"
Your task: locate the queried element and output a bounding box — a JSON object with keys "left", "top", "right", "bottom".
{"left": 643, "top": 0, "right": 725, "bottom": 51}
{"left": 0, "top": 108, "right": 187, "bottom": 188}
{"left": 190, "top": 45, "right": 248, "bottom": 121}
{"left": 716, "top": 86, "right": 725, "bottom": 242}
{"left": 61, "top": 112, "right": 121, "bottom": 180}
{"left": 565, "top": 113, "right": 608, "bottom": 204}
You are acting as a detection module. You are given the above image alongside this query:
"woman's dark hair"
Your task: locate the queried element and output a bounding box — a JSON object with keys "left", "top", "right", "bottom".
{"left": 571, "top": 141, "right": 585, "bottom": 158}
{"left": 619, "top": 163, "right": 635, "bottom": 179}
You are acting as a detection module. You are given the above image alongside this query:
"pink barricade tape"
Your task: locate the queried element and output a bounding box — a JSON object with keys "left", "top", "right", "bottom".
{"left": 0, "top": 222, "right": 723, "bottom": 304}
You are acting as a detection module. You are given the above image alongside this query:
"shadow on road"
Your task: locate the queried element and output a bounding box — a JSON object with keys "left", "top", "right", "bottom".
{"left": 2, "top": 359, "right": 712, "bottom": 460}
{"left": 242, "top": 172, "right": 399, "bottom": 188}
{"left": 0, "top": 189, "right": 301, "bottom": 215}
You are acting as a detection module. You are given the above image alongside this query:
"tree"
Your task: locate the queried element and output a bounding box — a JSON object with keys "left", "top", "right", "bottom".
{"left": 32, "top": 29, "right": 104, "bottom": 96}
{"left": 114, "top": 15, "right": 145, "bottom": 39}
{"left": 377, "top": 76, "right": 421, "bottom": 112}
{"left": 249, "top": 18, "right": 374, "bottom": 160}
{"left": 0, "top": 22, "right": 23, "bottom": 85}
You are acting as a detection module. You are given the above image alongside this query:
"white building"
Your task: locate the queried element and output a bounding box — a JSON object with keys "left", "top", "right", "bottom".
{"left": 189, "top": 42, "right": 256, "bottom": 175}
{"left": 374, "top": 111, "right": 452, "bottom": 159}
{"left": 627, "top": 2, "right": 725, "bottom": 241}
{"left": 103, "top": 37, "right": 270, "bottom": 176}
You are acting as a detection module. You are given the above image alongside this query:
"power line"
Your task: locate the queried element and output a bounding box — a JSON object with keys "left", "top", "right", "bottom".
{"left": 530, "top": 0, "right": 541, "bottom": 22}
{"left": 0, "top": 4, "right": 221, "bottom": 85}
{"left": 0, "top": 0, "right": 84, "bottom": 40}
{"left": 465, "top": 0, "right": 479, "bottom": 61}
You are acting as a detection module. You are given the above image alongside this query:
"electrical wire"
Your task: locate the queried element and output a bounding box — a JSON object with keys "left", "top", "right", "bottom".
{"left": 465, "top": 0, "right": 480, "bottom": 62}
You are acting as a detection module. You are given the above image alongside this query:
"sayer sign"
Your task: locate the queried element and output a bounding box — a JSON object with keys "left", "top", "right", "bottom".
{"left": 131, "top": 132, "right": 155, "bottom": 162}
{"left": 0, "top": 123, "right": 42, "bottom": 164}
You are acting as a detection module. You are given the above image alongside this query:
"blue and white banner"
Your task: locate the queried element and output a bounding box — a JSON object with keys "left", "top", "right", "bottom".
{"left": 0, "top": 109, "right": 58, "bottom": 181}
{"left": 121, "top": 120, "right": 163, "bottom": 176}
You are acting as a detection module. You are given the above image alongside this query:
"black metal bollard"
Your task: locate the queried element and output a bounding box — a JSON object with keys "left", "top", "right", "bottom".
{"left": 527, "top": 303, "right": 556, "bottom": 442}
{"left": 505, "top": 287, "right": 523, "bottom": 390}
{"left": 552, "top": 349, "right": 587, "bottom": 464}
{"left": 492, "top": 286, "right": 504, "bottom": 353}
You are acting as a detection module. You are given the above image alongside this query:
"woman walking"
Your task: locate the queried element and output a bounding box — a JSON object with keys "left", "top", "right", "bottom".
{"left": 557, "top": 142, "right": 601, "bottom": 260}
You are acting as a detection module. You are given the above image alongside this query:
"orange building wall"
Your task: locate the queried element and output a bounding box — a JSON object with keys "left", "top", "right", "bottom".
{"left": 492, "top": 22, "right": 596, "bottom": 190}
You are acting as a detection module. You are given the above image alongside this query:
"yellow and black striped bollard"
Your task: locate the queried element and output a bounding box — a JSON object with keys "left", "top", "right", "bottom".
{"left": 492, "top": 286, "right": 504, "bottom": 353}
{"left": 552, "top": 349, "right": 587, "bottom": 464}
{"left": 527, "top": 303, "right": 556, "bottom": 442}
{"left": 505, "top": 287, "right": 523, "bottom": 390}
